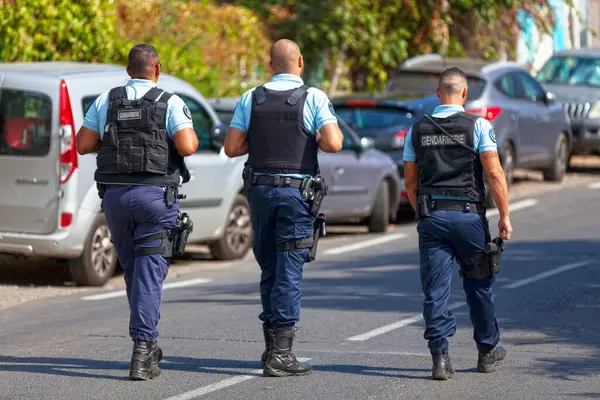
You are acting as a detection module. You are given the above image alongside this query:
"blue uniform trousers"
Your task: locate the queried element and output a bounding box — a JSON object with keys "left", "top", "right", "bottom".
{"left": 102, "top": 185, "right": 179, "bottom": 342}
{"left": 248, "top": 185, "right": 315, "bottom": 329}
{"left": 417, "top": 209, "right": 500, "bottom": 355}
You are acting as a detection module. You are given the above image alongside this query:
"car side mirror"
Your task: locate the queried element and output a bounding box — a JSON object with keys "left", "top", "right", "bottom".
{"left": 359, "top": 137, "right": 375, "bottom": 151}
{"left": 544, "top": 91, "right": 556, "bottom": 105}
{"left": 211, "top": 123, "right": 227, "bottom": 150}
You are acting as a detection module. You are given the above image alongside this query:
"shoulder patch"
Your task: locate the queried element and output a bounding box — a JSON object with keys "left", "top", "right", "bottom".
{"left": 489, "top": 128, "right": 497, "bottom": 143}
{"left": 183, "top": 105, "right": 192, "bottom": 120}
{"left": 328, "top": 102, "right": 335, "bottom": 115}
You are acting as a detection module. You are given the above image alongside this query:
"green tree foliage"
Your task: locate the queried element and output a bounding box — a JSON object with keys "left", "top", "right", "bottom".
{"left": 0, "top": 0, "right": 127, "bottom": 63}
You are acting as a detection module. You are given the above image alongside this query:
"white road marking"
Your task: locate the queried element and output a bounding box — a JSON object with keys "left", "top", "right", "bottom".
{"left": 81, "top": 278, "right": 212, "bottom": 301}
{"left": 346, "top": 301, "right": 467, "bottom": 342}
{"left": 588, "top": 181, "right": 600, "bottom": 189}
{"left": 501, "top": 261, "right": 594, "bottom": 289}
{"left": 323, "top": 233, "right": 408, "bottom": 256}
{"left": 163, "top": 358, "right": 312, "bottom": 400}
{"left": 486, "top": 198, "right": 538, "bottom": 217}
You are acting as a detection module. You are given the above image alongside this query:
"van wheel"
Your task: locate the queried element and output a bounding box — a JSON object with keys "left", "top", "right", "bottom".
{"left": 68, "top": 214, "right": 117, "bottom": 286}
{"left": 209, "top": 195, "right": 253, "bottom": 260}
{"left": 367, "top": 180, "right": 390, "bottom": 233}
{"left": 543, "top": 134, "right": 568, "bottom": 182}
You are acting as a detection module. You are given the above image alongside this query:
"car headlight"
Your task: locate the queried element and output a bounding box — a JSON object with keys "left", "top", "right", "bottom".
{"left": 588, "top": 102, "right": 600, "bottom": 119}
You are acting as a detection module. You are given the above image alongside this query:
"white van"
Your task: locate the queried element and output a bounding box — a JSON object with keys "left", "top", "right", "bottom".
{"left": 0, "top": 62, "right": 251, "bottom": 286}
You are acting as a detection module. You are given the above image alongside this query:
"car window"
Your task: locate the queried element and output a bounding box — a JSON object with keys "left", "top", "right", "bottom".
{"left": 215, "top": 110, "right": 234, "bottom": 125}
{"left": 515, "top": 72, "right": 545, "bottom": 103}
{"left": 385, "top": 71, "right": 486, "bottom": 100}
{"left": 0, "top": 89, "right": 52, "bottom": 157}
{"left": 177, "top": 94, "right": 213, "bottom": 150}
{"left": 494, "top": 75, "right": 520, "bottom": 98}
{"left": 82, "top": 95, "right": 98, "bottom": 115}
{"left": 537, "top": 55, "right": 600, "bottom": 88}
{"left": 335, "top": 106, "right": 416, "bottom": 130}
{"left": 337, "top": 119, "right": 358, "bottom": 150}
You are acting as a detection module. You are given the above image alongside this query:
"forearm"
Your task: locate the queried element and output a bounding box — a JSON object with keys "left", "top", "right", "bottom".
{"left": 406, "top": 182, "right": 418, "bottom": 211}
{"left": 487, "top": 172, "right": 509, "bottom": 217}
{"left": 225, "top": 141, "right": 248, "bottom": 157}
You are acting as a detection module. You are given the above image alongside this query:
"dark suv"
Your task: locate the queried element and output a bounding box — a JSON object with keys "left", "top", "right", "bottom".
{"left": 536, "top": 48, "right": 600, "bottom": 165}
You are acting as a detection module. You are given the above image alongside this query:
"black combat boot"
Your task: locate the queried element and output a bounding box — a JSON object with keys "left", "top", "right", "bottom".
{"left": 263, "top": 326, "right": 312, "bottom": 377}
{"left": 432, "top": 354, "right": 455, "bottom": 380}
{"left": 129, "top": 340, "right": 162, "bottom": 381}
{"left": 260, "top": 324, "right": 274, "bottom": 367}
{"left": 477, "top": 345, "right": 506, "bottom": 373}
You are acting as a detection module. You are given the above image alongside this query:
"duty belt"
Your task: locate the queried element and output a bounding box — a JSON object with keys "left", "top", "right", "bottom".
{"left": 431, "top": 199, "right": 485, "bottom": 214}
{"left": 251, "top": 175, "right": 304, "bottom": 188}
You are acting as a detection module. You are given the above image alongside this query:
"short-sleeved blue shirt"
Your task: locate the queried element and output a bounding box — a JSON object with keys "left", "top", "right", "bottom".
{"left": 403, "top": 104, "right": 498, "bottom": 200}
{"left": 230, "top": 73, "right": 338, "bottom": 178}
{"left": 83, "top": 78, "right": 194, "bottom": 139}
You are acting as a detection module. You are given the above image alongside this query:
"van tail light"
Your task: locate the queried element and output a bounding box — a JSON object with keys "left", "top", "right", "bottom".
{"left": 400, "top": 191, "right": 408, "bottom": 199}
{"left": 59, "top": 79, "right": 77, "bottom": 184}
{"left": 60, "top": 213, "right": 73, "bottom": 228}
{"left": 466, "top": 106, "right": 502, "bottom": 121}
{"left": 390, "top": 129, "right": 409, "bottom": 148}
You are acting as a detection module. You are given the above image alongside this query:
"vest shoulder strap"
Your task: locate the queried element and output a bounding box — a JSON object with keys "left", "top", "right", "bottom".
{"left": 287, "top": 85, "right": 309, "bottom": 105}
{"left": 109, "top": 87, "right": 127, "bottom": 101}
{"left": 254, "top": 85, "right": 266, "bottom": 105}
{"left": 142, "top": 87, "right": 165, "bottom": 102}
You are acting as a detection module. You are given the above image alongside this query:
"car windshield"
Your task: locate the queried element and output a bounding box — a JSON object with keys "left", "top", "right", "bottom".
{"left": 536, "top": 56, "right": 600, "bottom": 88}
{"left": 385, "top": 71, "right": 486, "bottom": 100}
{"left": 215, "top": 110, "right": 234, "bottom": 125}
{"left": 335, "top": 106, "right": 417, "bottom": 130}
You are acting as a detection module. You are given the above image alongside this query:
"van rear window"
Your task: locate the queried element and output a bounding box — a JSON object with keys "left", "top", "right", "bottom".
{"left": 0, "top": 89, "right": 52, "bottom": 157}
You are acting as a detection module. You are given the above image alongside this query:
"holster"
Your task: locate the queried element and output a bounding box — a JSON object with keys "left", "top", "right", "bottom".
{"left": 307, "top": 213, "right": 327, "bottom": 262}
{"left": 241, "top": 164, "right": 254, "bottom": 195}
{"left": 173, "top": 212, "right": 193, "bottom": 257}
{"left": 300, "top": 175, "right": 328, "bottom": 216}
{"left": 415, "top": 194, "right": 432, "bottom": 220}
{"left": 165, "top": 186, "right": 178, "bottom": 208}
{"left": 457, "top": 237, "right": 504, "bottom": 279}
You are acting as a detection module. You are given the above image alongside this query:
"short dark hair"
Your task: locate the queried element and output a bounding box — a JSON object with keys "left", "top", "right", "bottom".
{"left": 127, "top": 44, "right": 159, "bottom": 75}
{"left": 438, "top": 67, "right": 467, "bottom": 87}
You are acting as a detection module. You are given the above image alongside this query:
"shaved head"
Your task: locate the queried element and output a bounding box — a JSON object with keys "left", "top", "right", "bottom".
{"left": 269, "top": 39, "right": 303, "bottom": 75}
{"left": 436, "top": 67, "right": 468, "bottom": 105}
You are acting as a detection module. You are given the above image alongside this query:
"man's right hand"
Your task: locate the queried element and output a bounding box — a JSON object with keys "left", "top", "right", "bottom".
{"left": 498, "top": 216, "right": 513, "bottom": 240}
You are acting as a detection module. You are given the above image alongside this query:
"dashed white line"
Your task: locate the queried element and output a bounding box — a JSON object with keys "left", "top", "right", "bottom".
{"left": 486, "top": 198, "right": 538, "bottom": 217}
{"left": 501, "top": 261, "right": 594, "bottom": 289}
{"left": 345, "top": 301, "right": 467, "bottom": 341}
{"left": 162, "top": 358, "right": 312, "bottom": 400}
{"left": 322, "top": 233, "right": 408, "bottom": 256}
{"left": 81, "top": 278, "right": 212, "bottom": 301}
{"left": 588, "top": 181, "right": 600, "bottom": 189}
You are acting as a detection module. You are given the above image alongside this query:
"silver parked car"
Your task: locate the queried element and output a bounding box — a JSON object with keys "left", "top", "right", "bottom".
{"left": 385, "top": 55, "right": 572, "bottom": 205}
{"left": 0, "top": 62, "right": 252, "bottom": 286}
{"left": 209, "top": 98, "right": 403, "bottom": 232}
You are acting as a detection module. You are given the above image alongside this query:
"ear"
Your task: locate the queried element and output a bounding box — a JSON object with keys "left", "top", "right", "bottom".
{"left": 126, "top": 65, "right": 131, "bottom": 76}
{"left": 298, "top": 55, "right": 304, "bottom": 69}
{"left": 436, "top": 88, "right": 441, "bottom": 99}
{"left": 268, "top": 60, "right": 275, "bottom": 75}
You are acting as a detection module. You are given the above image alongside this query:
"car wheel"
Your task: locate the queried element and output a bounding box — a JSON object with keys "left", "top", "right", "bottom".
{"left": 68, "top": 214, "right": 117, "bottom": 286}
{"left": 543, "top": 134, "right": 568, "bottom": 182}
{"left": 367, "top": 180, "right": 390, "bottom": 233}
{"left": 209, "top": 195, "right": 253, "bottom": 260}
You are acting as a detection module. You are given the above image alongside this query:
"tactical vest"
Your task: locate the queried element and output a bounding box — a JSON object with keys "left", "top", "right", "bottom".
{"left": 95, "top": 86, "right": 186, "bottom": 187}
{"left": 247, "top": 85, "right": 319, "bottom": 175}
{"left": 411, "top": 112, "right": 486, "bottom": 203}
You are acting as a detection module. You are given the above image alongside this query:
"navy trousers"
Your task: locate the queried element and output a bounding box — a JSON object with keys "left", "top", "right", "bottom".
{"left": 248, "top": 184, "right": 315, "bottom": 329}
{"left": 417, "top": 209, "right": 500, "bottom": 355}
{"left": 102, "top": 185, "right": 179, "bottom": 342}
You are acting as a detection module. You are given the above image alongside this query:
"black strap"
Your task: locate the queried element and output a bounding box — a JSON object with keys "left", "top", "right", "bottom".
{"left": 287, "top": 85, "right": 309, "bottom": 105}
{"left": 423, "top": 114, "right": 479, "bottom": 156}
{"left": 142, "top": 87, "right": 165, "bottom": 102}
{"left": 109, "top": 87, "right": 127, "bottom": 101}
{"left": 133, "top": 230, "right": 173, "bottom": 258}
{"left": 276, "top": 237, "right": 314, "bottom": 251}
{"left": 432, "top": 199, "right": 485, "bottom": 214}
{"left": 134, "top": 230, "right": 168, "bottom": 245}
{"left": 251, "top": 175, "right": 304, "bottom": 188}
{"left": 254, "top": 86, "right": 266, "bottom": 105}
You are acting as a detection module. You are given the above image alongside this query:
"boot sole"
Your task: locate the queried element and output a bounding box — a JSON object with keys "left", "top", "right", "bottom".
{"left": 263, "top": 365, "right": 312, "bottom": 377}
{"left": 129, "top": 366, "right": 161, "bottom": 381}
{"left": 432, "top": 370, "right": 455, "bottom": 380}
{"left": 477, "top": 359, "right": 504, "bottom": 373}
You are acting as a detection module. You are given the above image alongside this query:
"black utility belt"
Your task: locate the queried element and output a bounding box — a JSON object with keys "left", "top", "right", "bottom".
{"left": 430, "top": 199, "right": 485, "bottom": 214}
{"left": 251, "top": 174, "right": 304, "bottom": 188}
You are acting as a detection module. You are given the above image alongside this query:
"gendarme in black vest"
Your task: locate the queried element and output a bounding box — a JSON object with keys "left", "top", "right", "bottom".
{"left": 247, "top": 85, "right": 319, "bottom": 175}
{"left": 95, "top": 86, "right": 186, "bottom": 187}
{"left": 411, "top": 111, "right": 486, "bottom": 203}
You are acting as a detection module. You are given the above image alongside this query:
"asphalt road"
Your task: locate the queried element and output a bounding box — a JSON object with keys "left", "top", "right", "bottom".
{"left": 1, "top": 174, "right": 600, "bottom": 399}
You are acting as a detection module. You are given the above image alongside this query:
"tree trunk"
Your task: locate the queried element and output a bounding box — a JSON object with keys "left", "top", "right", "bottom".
{"left": 328, "top": 45, "right": 347, "bottom": 97}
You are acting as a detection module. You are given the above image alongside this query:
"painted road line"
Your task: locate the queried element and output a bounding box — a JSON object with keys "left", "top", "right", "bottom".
{"left": 163, "top": 358, "right": 312, "bottom": 400}
{"left": 486, "top": 198, "right": 538, "bottom": 217}
{"left": 588, "top": 181, "right": 600, "bottom": 189}
{"left": 346, "top": 301, "right": 467, "bottom": 342}
{"left": 501, "top": 261, "right": 594, "bottom": 289}
{"left": 323, "top": 233, "right": 408, "bottom": 256}
{"left": 81, "top": 278, "right": 212, "bottom": 301}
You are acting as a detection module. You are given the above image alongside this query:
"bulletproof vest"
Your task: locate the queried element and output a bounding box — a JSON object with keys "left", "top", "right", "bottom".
{"left": 411, "top": 112, "right": 486, "bottom": 203}
{"left": 95, "top": 86, "right": 187, "bottom": 187}
{"left": 247, "top": 85, "right": 319, "bottom": 175}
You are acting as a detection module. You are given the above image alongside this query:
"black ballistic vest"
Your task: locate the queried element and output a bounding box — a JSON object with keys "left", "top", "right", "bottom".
{"left": 411, "top": 112, "right": 486, "bottom": 203}
{"left": 247, "top": 84, "right": 319, "bottom": 175}
{"left": 95, "top": 86, "right": 187, "bottom": 186}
